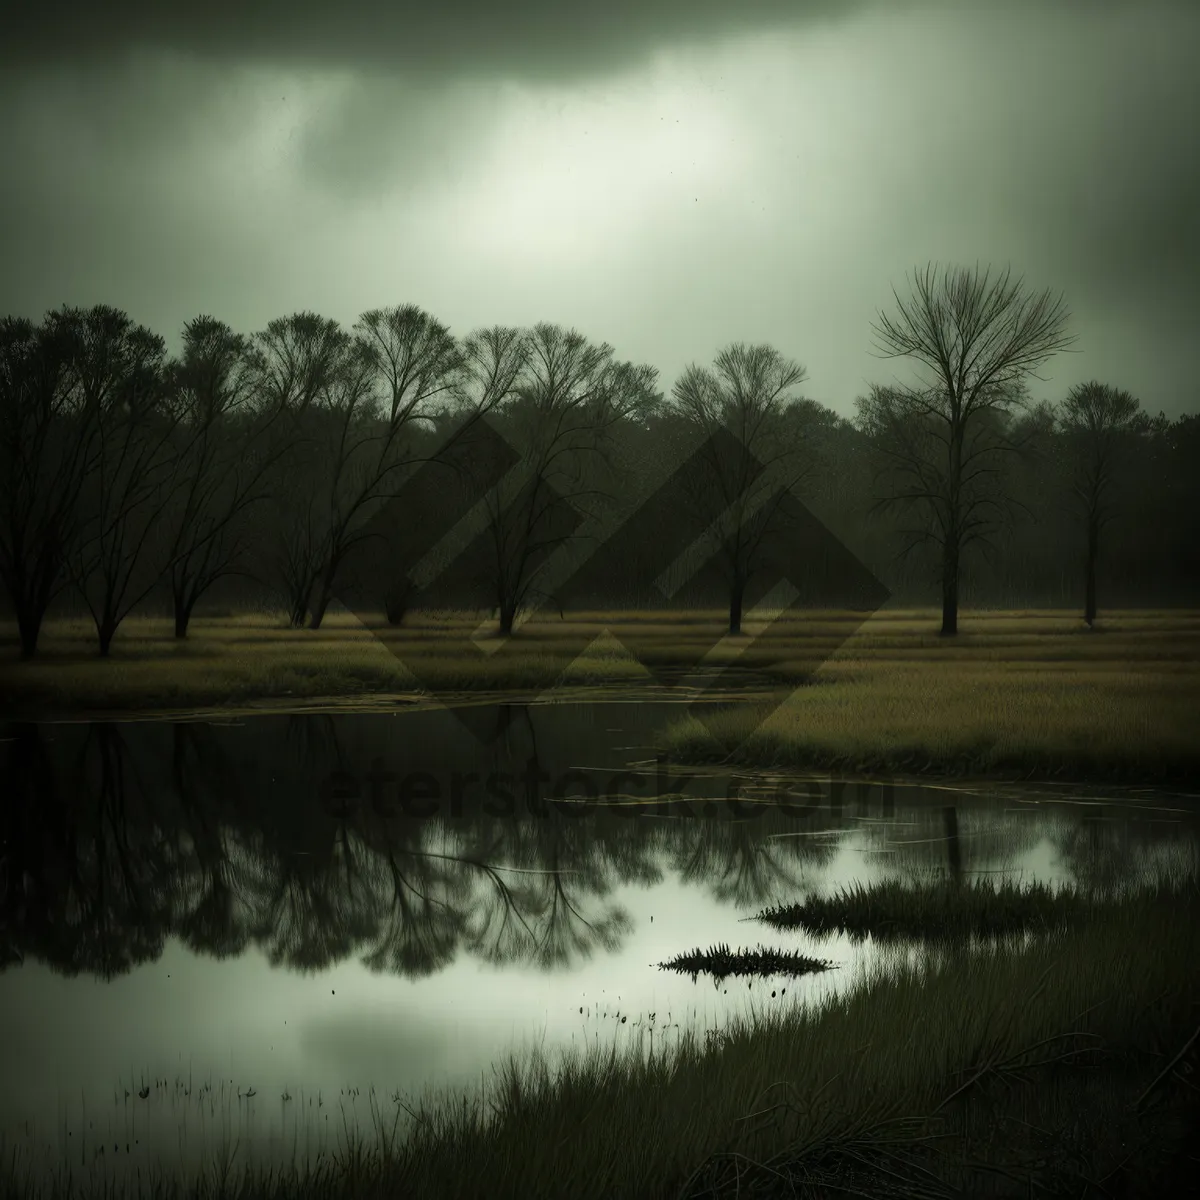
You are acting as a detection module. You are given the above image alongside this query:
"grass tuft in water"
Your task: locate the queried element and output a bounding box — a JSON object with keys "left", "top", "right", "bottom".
{"left": 657, "top": 942, "right": 838, "bottom": 981}
{"left": 757, "top": 876, "right": 1102, "bottom": 942}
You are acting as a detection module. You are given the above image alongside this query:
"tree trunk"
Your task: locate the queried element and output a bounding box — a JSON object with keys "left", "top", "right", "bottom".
{"left": 16, "top": 603, "right": 44, "bottom": 659}
{"left": 498, "top": 601, "right": 517, "bottom": 635}
{"left": 1084, "top": 520, "right": 1099, "bottom": 627}
{"left": 384, "top": 581, "right": 411, "bottom": 626}
{"left": 309, "top": 581, "right": 332, "bottom": 630}
{"left": 173, "top": 590, "right": 194, "bottom": 639}
{"left": 940, "top": 544, "right": 959, "bottom": 637}
{"left": 287, "top": 581, "right": 310, "bottom": 628}
{"left": 943, "top": 427, "right": 963, "bottom": 637}
{"left": 98, "top": 620, "right": 116, "bottom": 657}
{"left": 728, "top": 576, "right": 745, "bottom": 635}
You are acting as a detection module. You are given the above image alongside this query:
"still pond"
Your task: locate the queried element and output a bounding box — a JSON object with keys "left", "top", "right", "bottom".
{"left": 1, "top": 700, "right": 1196, "bottom": 1189}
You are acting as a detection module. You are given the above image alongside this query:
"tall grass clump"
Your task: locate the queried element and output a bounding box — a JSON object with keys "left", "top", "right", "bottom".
{"left": 757, "top": 876, "right": 1104, "bottom": 942}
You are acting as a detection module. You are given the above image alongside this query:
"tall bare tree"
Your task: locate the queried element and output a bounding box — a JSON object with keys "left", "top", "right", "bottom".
{"left": 250, "top": 306, "right": 525, "bottom": 630}
{"left": 1059, "top": 381, "right": 1148, "bottom": 627}
{"left": 856, "top": 382, "right": 1030, "bottom": 613}
{"left": 369, "top": 323, "right": 532, "bottom": 623}
{"left": 64, "top": 308, "right": 177, "bottom": 656}
{"left": 162, "top": 316, "right": 292, "bottom": 637}
{"left": 671, "top": 343, "right": 812, "bottom": 634}
{"left": 0, "top": 313, "right": 95, "bottom": 657}
{"left": 253, "top": 311, "right": 349, "bottom": 414}
{"left": 868, "top": 263, "right": 1074, "bottom": 634}
{"left": 477, "top": 324, "right": 659, "bottom": 635}
{"left": 253, "top": 312, "right": 355, "bottom": 626}
{"left": 305, "top": 305, "right": 467, "bottom": 629}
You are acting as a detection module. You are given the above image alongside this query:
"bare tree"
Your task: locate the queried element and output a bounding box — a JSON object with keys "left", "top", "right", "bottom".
{"left": 249, "top": 306, "right": 526, "bottom": 630}
{"left": 1059, "top": 381, "right": 1148, "bottom": 627}
{"left": 373, "top": 324, "right": 533, "bottom": 621}
{"left": 993, "top": 399, "right": 1063, "bottom": 604}
{"left": 300, "top": 337, "right": 393, "bottom": 629}
{"left": 162, "top": 316, "right": 293, "bottom": 637}
{"left": 856, "top": 382, "right": 1030, "bottom": 614}
{"left": 253, "top": 311, "right": 349, "bottom": 414}
{"left": 271, "top": 476, "right": 328, "bottom": 629}
{"left": 0, "top": 313, "right": 96, "bottom": 657}
{"left": 477, "top": 324, "right": 659, "bottom": 635}
{"left": 671, "top": 343, "right": 812, "bottom": 634}
{"left": 868, "top": 263, "right": 1074, "bottom": 634}
{"left": 252, "top": 313, "right": 355, "bottom": 626}
{"left": 305, "top": 305, "right": 467, "bottom": 629}
{"left": 64, "top": 308, "right": 177, "bottom": 656}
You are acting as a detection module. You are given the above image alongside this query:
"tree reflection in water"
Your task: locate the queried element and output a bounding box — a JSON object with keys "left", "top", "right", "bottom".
{"left": 0, "top": 708, "right": 855, "bottom": 983}
{"left": 3, "top": 709, "right": 1191, "bottom": 985}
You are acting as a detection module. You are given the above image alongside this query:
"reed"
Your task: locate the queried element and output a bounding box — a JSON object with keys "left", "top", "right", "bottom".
{"left": 756, "top": 876, "right": 1103, "bottom": 942}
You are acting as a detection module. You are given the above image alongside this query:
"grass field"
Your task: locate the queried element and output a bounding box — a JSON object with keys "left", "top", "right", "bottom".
{"left": 658, "top": 609, "right": 1200, "bottom": 782}
{"left": 5, "top": 878, "right": 1197, "bottom": 1199}
{"left": 2, "top": 607, "right": 1197, "bottom": 781}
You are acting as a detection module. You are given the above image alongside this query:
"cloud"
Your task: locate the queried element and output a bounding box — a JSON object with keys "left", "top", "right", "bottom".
{"left": 0, "top": 0, "right": 1196, "bottom": 414}
{"left": 293, "top": 74, "right": 511, "bottom": 199}
{"left": 5, "top": 0, "right": 863, "bottom": 80}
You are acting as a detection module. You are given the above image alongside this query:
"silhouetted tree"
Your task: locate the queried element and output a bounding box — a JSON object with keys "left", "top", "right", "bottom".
{"left": 63, "top": 308, "right": 177, "bottom": 655}
{"left": 253, "top": 312, "right": 353, "bottom": 625}
{"left": 478, "top": 324, "right": 659, "bottom": 635}
{"left": 671, "top": 343, "right": 812, "bottom": 634}
{"left": 0, "top": 314, "right": 94, "bottom": 656}
{"left": 162, "top": 316, "right": 292, "bottom": 637}
{"left": 857, "top": 383, "right": 1032, "bottom": 614}
{"left": 306, "top": 309, "right": 526, "bottom": 629}
{"left": 7, "top": 289, "right": 1199, "bottom": 642}
{"left": 1059, "top": 381, "right": 1148, "bottom": 626}
{"left": 867, "top": 263, "right": 1074, "bottom": 633}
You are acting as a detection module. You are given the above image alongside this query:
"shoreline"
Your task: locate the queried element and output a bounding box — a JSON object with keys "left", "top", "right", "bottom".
{"left": 4, "top": 608, "right": 1196, "bottom": 789}
{"left": 1, "top": 683, "right": 1197, "bottom": 790}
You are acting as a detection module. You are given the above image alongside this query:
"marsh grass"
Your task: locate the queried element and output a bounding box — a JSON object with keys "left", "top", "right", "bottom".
{"left": 662, "top": 610, "right": 1200, "bottom": 781}
{"left": 757, "top": 877, "right": 1104, "bottom": 942}
{"left": 0, "top": 614, "right": 657, "bottom": 713}
{"left": 4, "top": 881, "right": 1198, "bottom": 1199}
{"left": 658, "top": 943, "right": 838, "bottom": 982}
{"left": 1, "top": 1075, "right": 411, "bottom": 1200}
{"left": 3, "top": 609, "right": 1198, "bottom": 780}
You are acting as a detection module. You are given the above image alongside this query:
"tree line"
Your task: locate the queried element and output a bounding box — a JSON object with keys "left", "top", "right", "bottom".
{"left": 1, "top": 263, "right": 1196, "bottom": 658}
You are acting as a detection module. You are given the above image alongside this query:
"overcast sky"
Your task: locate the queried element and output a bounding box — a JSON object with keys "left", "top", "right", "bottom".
{"left": 2, "top": 0, "right": 1197, "bottom": 419}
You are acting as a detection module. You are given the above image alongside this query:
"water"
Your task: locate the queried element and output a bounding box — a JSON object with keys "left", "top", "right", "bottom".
{"left": 1, "top": 700, "right": 1196, "bottom": 1190}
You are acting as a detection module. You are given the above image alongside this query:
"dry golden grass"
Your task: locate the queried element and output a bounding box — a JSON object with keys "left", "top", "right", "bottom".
{"left": 0, "top": 612, "right": 653, "bottom": 712}
{"left": 662, "top": 609, "right": 1200, "bottom": 780}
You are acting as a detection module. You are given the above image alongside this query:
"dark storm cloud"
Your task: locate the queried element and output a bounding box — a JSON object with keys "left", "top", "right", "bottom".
{"left": 0, "top": 49, "right": 500, "bottom": 217}
{"left": 294, "top": 75, "right": 501, "bottom": 198}
{"left": 0, "top": 0, "right": 1196, "bottom": 414}
{"left": 990, "top": 26, "right": 1200, "bottom": 319}
{"left": 6, "top": 1, "right": 861, "bottom": 80}
{"left": 950, "top": 9, "right": 1200, "bottom": 404}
